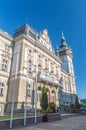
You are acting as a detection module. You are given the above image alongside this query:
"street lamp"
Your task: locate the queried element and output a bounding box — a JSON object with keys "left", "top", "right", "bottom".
{"left": 33, "top": 71, "right": 38, "bottom": 124}
{"left": 24, "top": 70, "right": 28, "bottom": 126}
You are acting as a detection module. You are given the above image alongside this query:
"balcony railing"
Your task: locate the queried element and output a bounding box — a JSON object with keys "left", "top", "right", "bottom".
{"left": 38, "top": 69, "right": 59, "bottom": 84}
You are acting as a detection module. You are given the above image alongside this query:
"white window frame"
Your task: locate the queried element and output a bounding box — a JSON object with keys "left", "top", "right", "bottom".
{"left": 0, "top": 82, "right": 4, "bottom": 96}
{"left": 27, "top": 84, "right": 31, "bottom": 96}
{"left": 2, "top": 59, "right": 8, "bottom": 70}
{"left": 28, "top": 60, "right": 32, "bottom": 73}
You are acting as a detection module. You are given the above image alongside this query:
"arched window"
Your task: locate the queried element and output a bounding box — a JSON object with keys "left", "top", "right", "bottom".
{"left": 0, "top": 83, "right": 4, "bottom": 96}
{"left": 28, "top": 60, "right": 32, "bottom": 73}
{"left": 37, "top": 86, "right": 42, "bottom": 102}
{"left": 51, "top": 90, "right": 55, "bottom": 103}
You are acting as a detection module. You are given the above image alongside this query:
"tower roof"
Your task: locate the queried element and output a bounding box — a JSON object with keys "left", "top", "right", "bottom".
{"left": 60, "top": 31, "right": 69, "bottom": 48}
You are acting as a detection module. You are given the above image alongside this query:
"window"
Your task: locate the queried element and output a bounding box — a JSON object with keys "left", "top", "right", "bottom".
{"left": 50, "top": 70, "right": 54, "bottom": 78}
{"left": 2, "top": 59, "right": 8, "bottom": 71}
{"left": 66, "top": 101, "right": 68, "bottom": 104}
{"left": 37, "top": 93, "right": 42, "bottom": 102}
{"left": 28, "top": 60, "right": 32, "bottom": 73}
{"left": 45, "top": 67, "right": 48, "bottom": 76}
{"left": 38, "top": 86, "right": 42, "bottom": 91}
{"left": 29, "top": 50, "right": 31, "bottom": 53}
{"left": 27, "top": 84, "right": 31, "bottom": 96}
{"left": 5, "top": 44, "right": 9, "bottom": 52}
{"left": 63, "top": 101, "right": 65, "bottom": 104}
{"left": 38, "top": 64, "right": 41, "bottom": 73}
{"left": 39, "top": 55, "right": 41, "bottom": 58}
{"left": 0, "top": 83, "right": 4, "bottom": 96}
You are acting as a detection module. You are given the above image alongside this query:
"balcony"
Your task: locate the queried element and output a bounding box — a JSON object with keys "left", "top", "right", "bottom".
{"left": 37, "top": 69, "right": 59, "bottom": 86}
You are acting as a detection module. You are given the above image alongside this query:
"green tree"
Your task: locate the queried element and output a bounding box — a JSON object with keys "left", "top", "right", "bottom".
{"left": 75, "top": 95, "right": 80, "bottom": 109}
{"left": 40, "top": 87, "right": 48, "bottom": 111}
{"left": 80, "top": 103, "right": 86, "bottom": 108}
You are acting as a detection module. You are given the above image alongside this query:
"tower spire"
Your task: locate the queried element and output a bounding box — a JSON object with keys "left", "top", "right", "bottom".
{"left": 60, "top": 31, "right": 68, "bottom": 48}
{"left": 62, "top": 31, "right": 64, "bottom": 38}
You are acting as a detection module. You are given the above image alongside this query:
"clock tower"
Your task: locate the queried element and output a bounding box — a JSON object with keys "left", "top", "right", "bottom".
{"left": 58, "top": 32, "right": 76, "bottom": 108}
{"left": 58, "top": 32, "right": 74, "bottom": 76}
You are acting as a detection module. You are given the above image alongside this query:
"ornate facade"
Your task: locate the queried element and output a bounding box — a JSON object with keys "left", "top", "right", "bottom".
{"left": 0, "top": 30, "right": 13, "bottom": 115}
{"left": 0, "top": 24, "right": 76, "bottom": 115}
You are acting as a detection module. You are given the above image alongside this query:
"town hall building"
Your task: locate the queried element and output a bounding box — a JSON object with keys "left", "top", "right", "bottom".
{"left": 0, "top": 24, "right": 76, "bottom": 115}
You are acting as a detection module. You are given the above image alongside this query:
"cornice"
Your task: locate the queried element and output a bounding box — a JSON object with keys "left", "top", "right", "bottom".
{"left": 61, "top": 69, "right": 69, "bottom": 75}
{"left": 0, "top": 72, "right": 9, "bottom": 78}
{"left": 61, "top": 69, "right": 75, "bottom": 78}
{"left": 0, "top": 30, "right": 13, "bottom": 41}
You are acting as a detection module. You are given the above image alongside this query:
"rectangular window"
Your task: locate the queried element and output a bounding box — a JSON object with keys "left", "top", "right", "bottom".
{"left": 28, "top": 60, "right": 32, "bottom": 73}
{"left": 2, "top": 59, "right": 8, "bottom": 71}
{"left": 27, "top": 84, "right": 31, "bottom": 96}
{"left": 5, "top": 44, "right": 9, "bottom": 52}
{"left": 0, "top": 83, "right": 4, "bottom": 96}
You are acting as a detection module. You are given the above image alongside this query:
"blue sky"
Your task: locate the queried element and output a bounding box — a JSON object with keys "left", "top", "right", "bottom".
{"left": 0, "top": 0, "right": 86, "bottom": 99}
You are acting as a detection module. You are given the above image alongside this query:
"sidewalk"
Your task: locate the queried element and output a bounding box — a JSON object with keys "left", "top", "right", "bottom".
{"left": 61, "top": 113, "right": 79, "bottom": 119}
{"left": 13, "top": 114, "right": 86, "bottom": 130}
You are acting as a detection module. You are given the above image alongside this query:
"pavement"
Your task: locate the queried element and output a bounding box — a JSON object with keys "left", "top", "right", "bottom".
{"left": 12, "top": 114, "right": 86, "bottom": 130}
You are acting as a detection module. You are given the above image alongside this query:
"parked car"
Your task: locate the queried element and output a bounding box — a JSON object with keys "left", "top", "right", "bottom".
{"left": 79, "top": 107, "right": 86, "bottom": 111}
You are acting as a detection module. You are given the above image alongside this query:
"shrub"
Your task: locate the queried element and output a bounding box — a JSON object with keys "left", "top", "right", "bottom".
{"left": 69, "top": 104, "right": 75, "bottom": 113}
{"left": 47, "top": 102, "right": 56, "bottom": 113}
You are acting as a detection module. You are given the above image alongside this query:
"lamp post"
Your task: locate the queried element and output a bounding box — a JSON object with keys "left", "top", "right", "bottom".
{"left": 24, "top": 71, "right": 28, "bottom": 126}
{"left": 34, "top": 72, "right": 37, "bottom": 124}
{"left": 33, "top": 71, "right": 40, "bottom": 124}
{"left": 10, "top": 50, "right": 19, "bottom": 129}
{"left": 34, "top": 42, "right": 38, "bottom": 124}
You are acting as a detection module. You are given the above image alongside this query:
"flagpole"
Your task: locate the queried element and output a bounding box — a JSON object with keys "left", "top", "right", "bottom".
{"left": 10, "top": 50, "right": 19, "bottom": 129}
